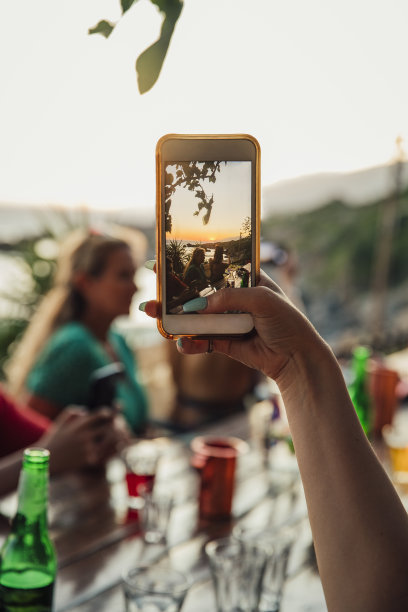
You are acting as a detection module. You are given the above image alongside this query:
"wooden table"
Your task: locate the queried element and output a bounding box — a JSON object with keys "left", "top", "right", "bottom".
{"left": 0, "top": 411, "right": 327, "bottom": 612}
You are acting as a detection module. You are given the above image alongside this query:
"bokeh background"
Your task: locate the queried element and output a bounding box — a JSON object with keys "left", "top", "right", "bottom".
{"left": 1, "top": 0, "right": 408, "bottom": 380}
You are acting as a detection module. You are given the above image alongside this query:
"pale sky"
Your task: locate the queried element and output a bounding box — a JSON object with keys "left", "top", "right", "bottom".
{"left": 1, "top": 0, "right": 408, "bottom": 221}
{"left": 167, "top": 161, "right": 251, "bottom": 242}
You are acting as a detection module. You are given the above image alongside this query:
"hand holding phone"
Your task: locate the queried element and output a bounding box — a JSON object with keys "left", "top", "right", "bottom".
{"left": 156, "top": 134, "right": 260, "bottom": 339}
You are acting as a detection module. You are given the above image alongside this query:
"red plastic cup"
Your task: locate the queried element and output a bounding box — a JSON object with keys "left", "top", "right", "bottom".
{"left": 191, "top": 436, "right": 249, "bottom": 520}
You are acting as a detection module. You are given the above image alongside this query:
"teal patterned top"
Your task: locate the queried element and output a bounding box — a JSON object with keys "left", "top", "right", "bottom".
{"left": 27, "top": 321, "right": 148, "bottom": 432}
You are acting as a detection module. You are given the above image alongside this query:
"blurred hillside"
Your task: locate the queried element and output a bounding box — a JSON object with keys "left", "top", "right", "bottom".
{"left": 262, "top": 189, "right": 408, "bottom": 354}
{"left": 1, "top": 160, "right": 407, "bottom": 366}
{"left": 262, "top": 161, "right": 408, "bottom": 215}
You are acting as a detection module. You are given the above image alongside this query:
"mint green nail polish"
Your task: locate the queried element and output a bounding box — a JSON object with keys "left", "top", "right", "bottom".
{"left": 138, "top": 301, "right": 147, "bottom": 312}
{"left": 182, "top": 296, "right": 208, "bottom": 313}
{"left": 144, "top": 260, "right": 156, "bottom": 271}
{"left": 176, "top": 338, "right": 183, "bottom": 348}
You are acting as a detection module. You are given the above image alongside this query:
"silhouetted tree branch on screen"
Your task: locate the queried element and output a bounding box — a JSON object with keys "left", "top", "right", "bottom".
{"left": 164, "top": 162, "right": 225, "bottom": 233}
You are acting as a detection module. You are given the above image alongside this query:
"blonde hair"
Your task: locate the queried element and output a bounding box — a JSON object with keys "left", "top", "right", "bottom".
{"left": 212, "top": 245, "right": 224, "bottom": 264}
{"left": 183, "top": 247, "right": 205, "bottom": 278}
{"left": 6, "top": 228, "right": 141, "bottom": 397}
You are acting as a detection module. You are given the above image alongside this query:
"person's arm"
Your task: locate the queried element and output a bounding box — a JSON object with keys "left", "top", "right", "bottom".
{"left": 26, "top": 393, "right": 61, "bottom": 419}
{"left": 142, "top": 272, "right": 408, "bottom": 611}
{"left": 40, "top": 408, "right": 129, "bottom": 474}
{"left": 0, "top": 407, "right": 129, "bottom": 496}
{"left": 0, "top": 388, "right": 50, "bottom": 456}
{"left": 278, "top": 344, "right": 408, "bottom": 611}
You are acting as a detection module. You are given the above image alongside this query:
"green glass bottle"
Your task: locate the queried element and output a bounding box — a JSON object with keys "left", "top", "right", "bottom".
{"left": 348, "top": 346, "right": 372, "bottom": 436}
{"left": 240, "top": 269, "right": 249, "bottom": 287}
{"left": 0, "top": 448, "right": 57, "bottom": 612}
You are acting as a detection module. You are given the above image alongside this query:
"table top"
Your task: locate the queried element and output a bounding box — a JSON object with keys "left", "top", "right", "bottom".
{"left": 0, "top": 410, "right": 327, "bottom": 612}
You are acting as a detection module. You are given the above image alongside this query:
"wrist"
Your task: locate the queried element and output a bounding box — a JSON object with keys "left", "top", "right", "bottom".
{"left": 275, "top": 333, "right": 339, "bottom": 402}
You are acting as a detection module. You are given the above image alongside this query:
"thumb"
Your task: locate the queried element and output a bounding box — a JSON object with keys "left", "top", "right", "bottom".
{"left": 202, "top": 285, "right": 278, "bottom": 318}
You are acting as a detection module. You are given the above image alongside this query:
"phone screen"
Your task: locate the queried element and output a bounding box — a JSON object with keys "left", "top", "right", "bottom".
{"left": 164, "top": 160, "right": 253, "bottom": 315}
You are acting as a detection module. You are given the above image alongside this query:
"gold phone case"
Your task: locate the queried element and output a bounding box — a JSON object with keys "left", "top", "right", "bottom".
{"left": 156, "top": 133, "right": 260, "bottom": 340}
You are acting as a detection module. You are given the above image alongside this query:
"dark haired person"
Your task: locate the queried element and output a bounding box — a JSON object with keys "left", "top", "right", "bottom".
{"left": 0, "top": 386, "right": 125, "bottom": 495}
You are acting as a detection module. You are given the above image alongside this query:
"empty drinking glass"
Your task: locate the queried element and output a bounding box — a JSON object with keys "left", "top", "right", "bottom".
{"left": 205, "top": 536, "right": 267, "bottom": 612}
{"left": 140, "top": 490, "right": 174, "bottom": 544}
{"left": 122, "top": 566, "right": 191, "bottom": 612}
{"left": 233, "top": 525, "right": 295, "bottom": 612}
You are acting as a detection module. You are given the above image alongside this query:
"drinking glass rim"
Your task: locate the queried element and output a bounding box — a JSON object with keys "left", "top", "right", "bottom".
{"left": 122, "top": 565, "right": 192, "bottom": 595}
{"left": 232, "top": 524, "right": 296, "bottom": 554}
{"left": 191, "top": 436, "right": 249, "bottom": 458}
{"left": 204, "top": 536, "right": 243, "bottom": 558}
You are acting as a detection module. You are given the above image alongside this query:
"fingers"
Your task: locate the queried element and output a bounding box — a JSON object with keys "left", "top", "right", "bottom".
{"left": 176, "top": 336, "right": 236, "bottom": 358}
{"left": 176, "top": 337, "right": 210, "bottom": 354}
{"left": 46, "top": 409, "right": 120, "bottom": 471}
{"left": 197, "top": 285, "right": 279, "bottom": 319}
{"left": 139, "top": 300, "right": 159, "bottom": 318}
{"left": 140, "top": 262, "right": 285, "bottom": 326}
{"left": 86, "top": 424, "right": 120, "bottom": 465}
{"left": 145, "top": 300, "right": 160, "bottom": 318}
{"left": 89, "top": 410, "right": 113, "bottom": 427}
{"left": 181, "top": 267, "right": 284, "bottom": 318}
{"left": 176, "top": 335, "right": 261, "bottom": 379}
{"left": 54, "top": 405, "right": 87, "bottom": 425}
{"left": 144, "top": 260, "right": 156, "bottom": 273}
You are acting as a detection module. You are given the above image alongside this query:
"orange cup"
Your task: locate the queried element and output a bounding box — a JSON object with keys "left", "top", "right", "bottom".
{"left": 370, "top": 367, "right": 399, "bottom": 437}
{"left": 191, "top": 436, "right": 248, "bottom": 520}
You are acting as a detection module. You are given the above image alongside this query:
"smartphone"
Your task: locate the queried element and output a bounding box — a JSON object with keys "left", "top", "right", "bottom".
{"left": 87, "top": 362, "right": 125, "bottom": 411}
{"left": 156, "top": 134, "right": 260, "bottom": 339}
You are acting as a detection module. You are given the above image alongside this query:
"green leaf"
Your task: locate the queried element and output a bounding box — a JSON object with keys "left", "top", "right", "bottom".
{"left": 121, "top": 0, "right": 139, "bottom": 13}
{"left": 150, "top": 0, "right": 175, "bottom": 12}
{"left": 136, "top": 0, "right": 183, "bottom": 94}
{"left": 88, "top": 20, "right": 116, "bottom": 38}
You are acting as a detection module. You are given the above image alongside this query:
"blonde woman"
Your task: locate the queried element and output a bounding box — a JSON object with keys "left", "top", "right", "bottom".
{"left": 7, "top": 230, "right": 148, "bottom": 433}
{"left": 183, "top": 247, "right": 208, "bottom": 290}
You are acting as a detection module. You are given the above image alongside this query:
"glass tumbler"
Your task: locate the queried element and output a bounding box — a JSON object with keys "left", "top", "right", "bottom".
{"left": 122, "top": 566, "right": 191, "bottom": 612}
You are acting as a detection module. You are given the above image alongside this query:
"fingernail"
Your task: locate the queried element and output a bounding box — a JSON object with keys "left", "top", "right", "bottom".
{"left": 182, "top": 297, "right": 208, "bottom": 313}
{"left": 144, "top": 260, "right": 156, "bottom": 271}
{"left": 176, "top": 338, "right": 184, "bottom": 349}
{"left": 138, "top": 301, "right": 147, "bottom": 312}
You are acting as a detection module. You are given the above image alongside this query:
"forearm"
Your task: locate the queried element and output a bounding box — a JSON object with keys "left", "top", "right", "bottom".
{"left": 161, "top": 278, "right": 408, "bottom": 609}
{"left": 26, "top": 393, "right": 60, "bottom": 419}
{"left": 278, "top": 340, "right": 408, "bottom": 611}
